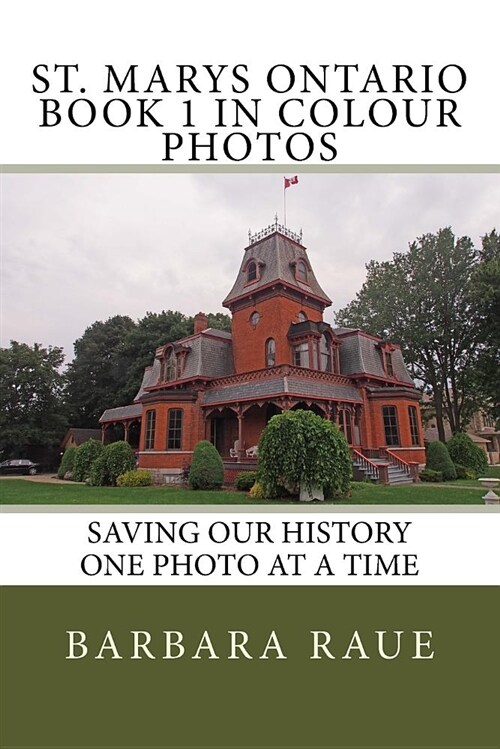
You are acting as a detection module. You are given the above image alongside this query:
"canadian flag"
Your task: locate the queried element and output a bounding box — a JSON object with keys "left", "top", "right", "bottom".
{"left": 284, "top": 175, "right": 299, "bottom": 189}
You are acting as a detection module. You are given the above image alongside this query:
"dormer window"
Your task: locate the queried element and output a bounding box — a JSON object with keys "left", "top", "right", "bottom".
{"left": 247, "top": 261, "right": 257, "bottom": 282}
{"left": 377, "top": 341, "right": 397, "bottom": 379}
{"left": 384, "top": 351, "right": 394, "bottom": 377}
{"left": 163, "top": 346, "right": 187, "bottom": 381}
{"left": 296, "top": 259, "right": 307, "bottom": 282}
{"left": 165, "top": 349, "right": 177, "bottom": 381}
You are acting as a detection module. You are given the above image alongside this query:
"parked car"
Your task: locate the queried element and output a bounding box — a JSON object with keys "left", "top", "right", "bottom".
{"left": 0, "top": 459, "right": 39, "bottom": 475}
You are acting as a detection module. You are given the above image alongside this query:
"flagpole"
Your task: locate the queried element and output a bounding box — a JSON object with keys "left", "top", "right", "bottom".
{"left": 283, "top": 178, "right": 286, "bottom": 227}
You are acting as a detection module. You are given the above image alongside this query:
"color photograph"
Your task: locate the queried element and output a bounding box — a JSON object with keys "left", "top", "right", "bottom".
{"left": 2, "top": 173, "right": 499, "bottom": 505}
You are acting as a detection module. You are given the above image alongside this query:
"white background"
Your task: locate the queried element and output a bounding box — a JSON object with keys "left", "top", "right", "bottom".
{"left": 1, "top": 0, "right": 499, "bottom": 164}
{"left": 1, "top": 512, "right": 498, "bottom": 585}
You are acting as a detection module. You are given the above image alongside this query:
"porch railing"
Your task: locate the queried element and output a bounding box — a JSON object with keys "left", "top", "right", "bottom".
{"left": 351, "top": 448, "right": 381, "bottom": 482}
{"left": 383, "top": 448, "right": 419, "bottom": 481}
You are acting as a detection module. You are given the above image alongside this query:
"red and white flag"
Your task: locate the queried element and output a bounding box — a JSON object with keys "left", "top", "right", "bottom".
{"left": 284, "top": 175, "right": 299, "bottom": 189}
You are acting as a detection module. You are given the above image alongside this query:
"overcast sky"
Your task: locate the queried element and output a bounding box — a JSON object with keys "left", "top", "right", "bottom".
{"left": 1, "top": 172, "right": 499, "bottom": 363}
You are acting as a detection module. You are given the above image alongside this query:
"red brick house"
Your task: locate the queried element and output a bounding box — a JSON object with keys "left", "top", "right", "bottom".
{"left": 100, "top": 220, "right": 425, "bottom": 484}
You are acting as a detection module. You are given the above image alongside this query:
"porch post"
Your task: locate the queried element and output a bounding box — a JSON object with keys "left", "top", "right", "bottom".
{"left": 237, "top": 409, "right": 245, "bottom": 461}
{"left": 124, "top": 421, "right": 130, "bottom": 443}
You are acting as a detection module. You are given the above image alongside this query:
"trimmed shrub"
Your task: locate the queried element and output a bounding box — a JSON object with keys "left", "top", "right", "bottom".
{"left": 117, "top": 469, "right": 153, "bottom": 487}
{"left": 89, "top": 453, "right": 109, "bottom": 486}
{"left": 235, "top": 471, "right": 258, "bottom": 491}
{"left": 258, "top": 409, "right": 352, "bottom": 499}
{"left": 419, "top": 468, "right": 443, "bottom": 482}
{"left": 73, "top": 439, "right": 104, "bottom": 482}
{"left": 189, "top": 440, "right": 224, "bottom": 490}
{"left": 104, "top": 441, "right": 135, "bottom": 486}
{"left": 447, "top": 433, "right": 488, "bottom": 477}
{"left": 425, "top": 441, "right": 457, "bottom": 480}
{"left": 57, "top": 446, "right": 77, "bottom": 479}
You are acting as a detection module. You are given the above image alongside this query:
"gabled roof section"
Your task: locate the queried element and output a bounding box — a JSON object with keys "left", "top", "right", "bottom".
{"left": 223, "top": 223, "right": 331, "bottom": 308}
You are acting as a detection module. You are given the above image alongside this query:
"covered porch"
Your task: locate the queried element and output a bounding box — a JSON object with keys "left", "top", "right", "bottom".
{"left": 200, "top": 366, "right": 365, "bottom": 488}
{"left": 99, "top": 403, "right": 142, "bottom": 449}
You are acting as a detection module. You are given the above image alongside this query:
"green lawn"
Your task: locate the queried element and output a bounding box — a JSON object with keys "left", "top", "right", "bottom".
{"left": 0, "top": 478, "right": 488, "bottom": 505}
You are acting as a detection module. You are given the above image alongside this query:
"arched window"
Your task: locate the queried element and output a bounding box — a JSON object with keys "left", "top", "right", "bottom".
{"left": 319, "top": 333, "right": 332, "bottom": 372}
{"left": 296, "top": 259, "right": 307, "bottom": 282}
{"left": 250, "top": 311, "right": 260, "bottom": 327}
{"left": 165, "top": 349, "right": 177, "bottom": 381}
{"left": 247, "top": 261, "right": 257, "bottom": 282}
{"left": 298, "top": 311, "right": 307, "bottom": 322}
{"left": 266, "top": 338, "right": 276, "bottom": 367}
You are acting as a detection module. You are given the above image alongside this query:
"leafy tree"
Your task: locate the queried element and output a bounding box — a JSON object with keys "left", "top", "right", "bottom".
{"left": 335, "top": 228, "right": 483, "bottom": 440}
{"left": 65, "top": 315, "right": 136, "bottom": 427}
{"left": 471, "top": 230, "right": 500, "bottom": 417}
{"left": 115, "top": 311, "right": 192, "bottom": 404}
{"left": 206, "top": 312, "right": 231, "bottom": 332}
{"left": 65, "top": 310, "right": 232, "bottom": 420}
{"left": 425, "top": 441, "right": 457, "bottom": 480}
{"left": 189, "top": 440, "right": 224, "bottom": 490}
{"left": 447, "top": 433, "right": 488, "bottom": 476}
{"left": 258, "top": 409, "right": 352, "bottom": 498}
{"left": 0, "top": 341, "right": 67, "bottom": 456}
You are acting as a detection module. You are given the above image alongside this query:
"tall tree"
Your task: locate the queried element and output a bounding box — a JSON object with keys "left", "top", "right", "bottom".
{"left": 116, "top": 310, "right": 232, "bottom": 403}
{"left": 116, "top": 310, "right": 192, "bottom": 404}
{"left": 335, "top": 228, "right": 483, "bottom": 440}
{"left": 65, "top": 315, "right": 136, "bottom": 427}
{"left": 472, "top": 230, "right": 500, "bottom": 418}
{"left": 0, "top": 341, "right": 67, "bottom": 455}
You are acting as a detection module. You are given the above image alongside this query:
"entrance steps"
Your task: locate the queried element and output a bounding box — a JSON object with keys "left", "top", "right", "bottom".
{"left": 352, "top": 454, "right": 414, "bottom": 485}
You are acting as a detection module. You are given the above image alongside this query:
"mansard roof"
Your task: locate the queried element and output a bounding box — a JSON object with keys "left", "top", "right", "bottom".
{"left": 335, "top": 328, "right": 414, "bottom": 385}
{"left": 223, "top": 225, "right": 331, "bottom": 309}
{"left": 180, "top": 330, "right": 234, "bottom": 379}
{"left": 133, "top": 328, "right": 234, "bottom": 398}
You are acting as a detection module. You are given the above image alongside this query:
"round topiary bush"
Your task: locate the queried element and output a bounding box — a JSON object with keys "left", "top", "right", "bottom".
{"left": 425, "top": 440, "right": 457, "bottom": 480}
{"left": 258, "top": 409, "right": 352, "bottom": 499}
{"left": 189, "top": 440, "right": 224, "bottom": 490}
{"left": 57, "top": 446, "right": 77, "bottom": 479}
{"left": 104, "top": 441, "right": 135, "bottom": 486}
{"left": 73, "top": 439, "right": 104, "bottom": 482}
{"left": 447, "top": 432, "right": 488, "bottom": 477}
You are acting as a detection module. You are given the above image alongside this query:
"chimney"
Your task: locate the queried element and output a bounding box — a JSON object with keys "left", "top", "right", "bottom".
{"left": 194, "top": 312, "right": 208, "bottom": 335}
